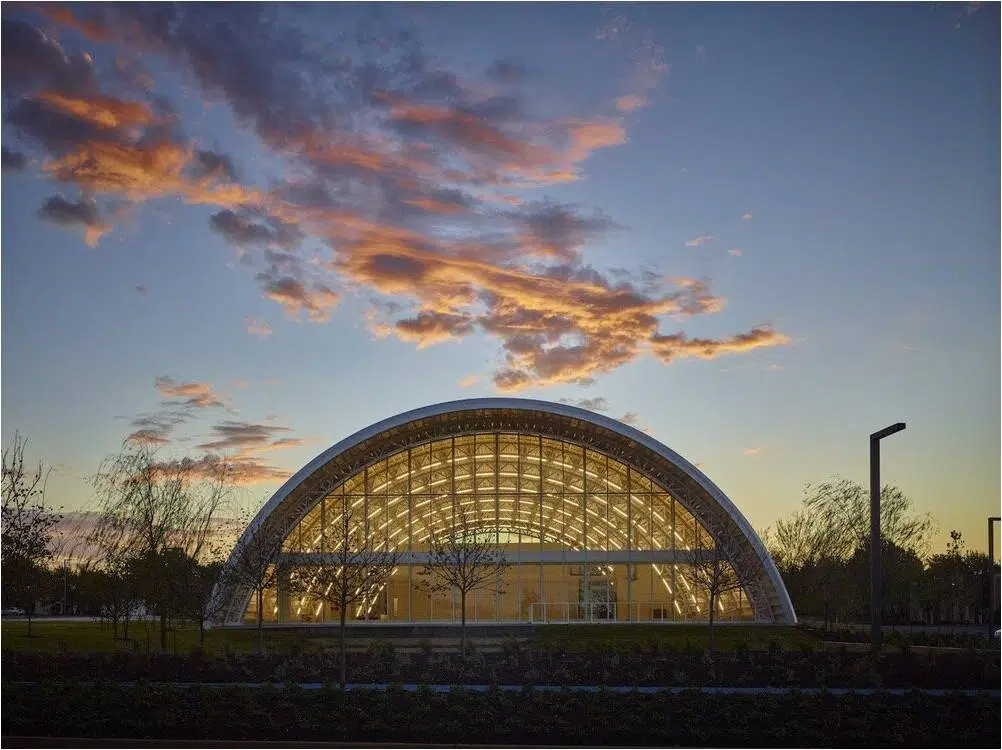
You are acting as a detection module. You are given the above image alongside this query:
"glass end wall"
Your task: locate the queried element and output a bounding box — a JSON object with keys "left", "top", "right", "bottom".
{"left": 245, "top": 433, "right": 756, "bottom": 624}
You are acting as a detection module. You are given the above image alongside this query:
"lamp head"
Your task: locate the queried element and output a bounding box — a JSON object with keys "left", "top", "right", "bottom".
{"left": 871, "top": 422, "right": 906, "bottom": 441}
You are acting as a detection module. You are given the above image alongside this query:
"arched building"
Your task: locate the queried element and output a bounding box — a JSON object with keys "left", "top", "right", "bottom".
{"left": 213, "top": 399, "right": 796, "bottom": 625}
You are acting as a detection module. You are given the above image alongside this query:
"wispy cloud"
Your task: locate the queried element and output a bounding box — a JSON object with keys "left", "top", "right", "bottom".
{"left": 728, "top": 248, "right": 742, "bottom": 257}
{"left": 650, "top": 327, "right": 790, "bottom": 364}
{"left": 955, "top": 2, "right": 983, "bottom": 27}
{"left": 685, "top": 235, "right": 715, "bottom": 248}
{"left": 2, "top": 147, "right": 27, "bottom": 172}
{"left": 741, "top": 213, "right": 753, "bottom": 220}
{"left": 6, "top": 7, "right": 786, "bottom": 393}
{"left": 245, "top": 317, "right": 272, "bottom": 338}
{"left": 197, "top": 420, "right": 293, "bottom": 453}
{"left": 37, "top": 195, "right": 110, "bottom": 246}
{"left": 456, "top": 374, "right": 481, "bottom": 388}
{"left": 743, "top": 447, "right": 761, "bottom": 456}
{"left": 615, "top": 95, "right": 648, "bottom": 112}
{"left": 617, "top": 411, "right": 651, "bottom": 433}
{"left": 121, "top": 374, "right": 303, "bottom": 485}
{"left": 155, "top": 376, "right": 227, "bottom": 410}
{"left": 135, "top": 284, "right": 149, "bottom": 295}
{"left": 764, "top": 364, "right": 784, "bottom": 372}
{"left": 559, "top": 397, "right": 610, "bottom": 412}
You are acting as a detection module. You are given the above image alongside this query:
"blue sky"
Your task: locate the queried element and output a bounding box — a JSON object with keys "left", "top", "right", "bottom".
{"left": 2, "top": 3, "right": 998, "bottom": 557}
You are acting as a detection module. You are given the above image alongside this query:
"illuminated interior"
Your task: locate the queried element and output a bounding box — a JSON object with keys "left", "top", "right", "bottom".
{"left": 243, "top": 433, "right": 756, "bottom": 624}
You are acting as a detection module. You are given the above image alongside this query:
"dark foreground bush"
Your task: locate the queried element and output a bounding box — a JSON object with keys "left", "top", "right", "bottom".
{"left": 3, "top": 647, "right": 999, "bottom": 688}
{"left": 2, "top": 681, "right": 998, "bottom": 747}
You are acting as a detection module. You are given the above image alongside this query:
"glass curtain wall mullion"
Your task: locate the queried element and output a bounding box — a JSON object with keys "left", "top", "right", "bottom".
{"left": 649, "top": 489, "right": 654, "bottom": 621}
{"left": 626, "top": 465, "right": 632, "bottom": 622}
{"left": 407, "top": 447, "right": 412, "bottom": 623}
{"left": 538, "top": 434, "right": 544, "bottom": 621}
{"left": 451, "top": 436, "right": 456, "bottom": 623}
{"left": 582, "top": 445, "right": 588, "bottom": 622}
{"left": 671, "top": 496, "right": 677, "bottom": 620}
{"left": 495, "top": 431, "right": 500, "bottom": 622}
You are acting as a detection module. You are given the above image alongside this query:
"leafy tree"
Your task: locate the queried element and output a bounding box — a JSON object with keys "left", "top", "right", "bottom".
{"left": 1, "top": 433, "right": 61, "bottom": 636}
{"left": 922, "top": 531, "right": 996, "bottom": 625}
{"left": 183, "top": 558, "right": 227, "bottom": 645}
{"left": 770, "top": 477, "right": 933, "bottom": 626}
{"left": 845, "top": 540, "right": 925, "bottom": 623}
{"left": 418, "top": 505, "right": 509, "bottom": 658}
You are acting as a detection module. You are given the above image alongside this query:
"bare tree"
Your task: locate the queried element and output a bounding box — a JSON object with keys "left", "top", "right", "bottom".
{"left": 689, "top": 529, "right": 744, "bottom": 655}
{"left": 89, "top": 443, "right": 230, "bottom": 650}
{"left": 801, "top": 478, "right": 933, "bottom": 559}
{"left": 212, "top": 510, "right": 287, "bottom": 652}
{"left": 418, "top": 505, "right": 508, "bottom": 658}
{"left": 2, "top": 433, "right": 61, "bottom": 637}
{"left": 773, "top": 507, "right": 847, "bottom": 632}
{"left": 306, "top": 495, "right": 401, "bottom": 688}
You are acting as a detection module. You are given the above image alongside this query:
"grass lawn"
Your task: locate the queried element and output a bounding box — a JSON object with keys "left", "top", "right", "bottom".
{"left": 3, "top": 619, "right": 820, "bottom": 655}
{"left": 0, "top": 619, "right": 319, "bottom": 655}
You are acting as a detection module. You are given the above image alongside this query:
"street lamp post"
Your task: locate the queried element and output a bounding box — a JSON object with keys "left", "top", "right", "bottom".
{"left": 870, "top": 422, "right": 906, "bottom": 652}
{"left": 989, "top": 516, "right": 1000, "bottom": 634}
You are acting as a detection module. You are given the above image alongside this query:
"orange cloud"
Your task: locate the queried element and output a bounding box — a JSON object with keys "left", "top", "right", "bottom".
{"left": 456, "top": 374, "right": 481, "bottom": 387}
{"left": 650, "top": 328, "right": 790, "bottom": 364}
{"left": 15, "top": 9, "right": 786, "bottom": 394}
{"left": 615, "top": 94, "right": 648, "bottom": 112}
{"left": 393, "top": 311, "right": 475, "bottom": 348}
{"left": 257, "top": 275, "right": 340, "bottom": 322}
{"left": 36, "top": 90, "right": 155, "bottom": 131}
{"left": 155, "top": 376, "right": 227, "bottom": 409}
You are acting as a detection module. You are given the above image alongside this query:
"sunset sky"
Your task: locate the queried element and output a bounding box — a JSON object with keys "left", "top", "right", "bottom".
{"left": 2, "top": 3, "right": 998, "bottom": 558}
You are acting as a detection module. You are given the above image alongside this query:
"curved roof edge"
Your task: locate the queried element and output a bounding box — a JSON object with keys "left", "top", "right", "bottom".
{"left": 235, "top": 397, "right": 796, "bottom": 625}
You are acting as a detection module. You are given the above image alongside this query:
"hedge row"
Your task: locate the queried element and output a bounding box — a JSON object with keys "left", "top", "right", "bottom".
{"left": 3, "top": 646, "right": 999, "bottom": 688}
{"left": 2, "top": 681, "right": 998, "bottom": 746}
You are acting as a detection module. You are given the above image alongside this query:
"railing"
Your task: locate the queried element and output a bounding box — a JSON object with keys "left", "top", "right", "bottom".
{"left": 527, "top": 601, "right": 752, "bottom": 624}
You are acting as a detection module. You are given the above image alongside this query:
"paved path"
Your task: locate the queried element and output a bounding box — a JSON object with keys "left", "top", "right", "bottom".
{"left": 9, "top": 681, "right": 998, "bottom": 697}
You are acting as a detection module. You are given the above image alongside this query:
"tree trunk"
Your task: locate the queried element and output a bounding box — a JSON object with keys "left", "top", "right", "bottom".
{"left": 26, "top": 610, "right": 32, "bottom": 638}
{"left": 339, "top": 605, "right": 348, "bottom": 689}
{"left": 199, "top": 617, "right": 206, "bottom": 646}
{"left": 257, "top": 588, "right": 264, "bottom": 653}
{"left": 460, "top": 591, "right": 467, "bottom": 660}
{"left": 708, "top": 595, "right": 716, "bottom": 655}
{"left": 160, "top": 613, "right": 168, "bottom": 651}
